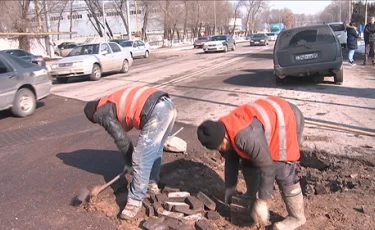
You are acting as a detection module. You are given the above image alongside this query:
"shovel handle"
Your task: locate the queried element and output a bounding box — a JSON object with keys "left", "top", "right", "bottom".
{"left": 92, "top": 168, "right": 128, "bottom": 196}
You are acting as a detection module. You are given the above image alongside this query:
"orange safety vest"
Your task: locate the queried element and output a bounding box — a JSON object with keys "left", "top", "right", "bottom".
{"left": 220, "top": 96, "right": 300, "bottom": 162}
{"left": 97, "top": 86, "right": 158, "bottom": 131}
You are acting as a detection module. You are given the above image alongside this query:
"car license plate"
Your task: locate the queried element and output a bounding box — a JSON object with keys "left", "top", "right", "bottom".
{"left": 295, "top": 53, "right": 319, "bottom": 61}
{"left": 254, "top": 41, "right": 259, "bottom": 44}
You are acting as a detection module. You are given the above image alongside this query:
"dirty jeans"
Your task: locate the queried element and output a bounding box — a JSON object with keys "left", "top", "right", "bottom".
{"left": 128, "top": 97, "right": 177, "bottom": 201}
{"left": 348, "top": 49, "right": 355, "bottom": 62}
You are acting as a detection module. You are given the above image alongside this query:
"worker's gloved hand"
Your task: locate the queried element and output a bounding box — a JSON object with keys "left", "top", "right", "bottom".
{"left": 224, "top": 186, "right": 237, "bottom": 204}
{"left": 251, "top": 199, "right": 270, "bottom": 225}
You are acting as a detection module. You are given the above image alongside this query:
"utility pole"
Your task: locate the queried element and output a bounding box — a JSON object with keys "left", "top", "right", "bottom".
{"left": 102, "top": 1, "right": 106, "bottom": 42}
{"left": 135, "top": 0, "right": 139, "bottom": 34}
{"left": 126, "top": 0, "right": 132, "bottom": 40}
{"left": 339, "top": 1, "right": 342, "bottom": 22}
{"left": 43, "top": 0, "right": 52, "bottom": 57}
{"left": 214, "top": 0, "right": 216, "bottom": 35}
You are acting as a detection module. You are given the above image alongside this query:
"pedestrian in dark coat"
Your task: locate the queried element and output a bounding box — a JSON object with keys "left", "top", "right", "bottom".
{"left": 363, "top": 16, "right": 375, "bottom": 65}
{"left": 346, "top": 22, "right": 359, "bottom": 65}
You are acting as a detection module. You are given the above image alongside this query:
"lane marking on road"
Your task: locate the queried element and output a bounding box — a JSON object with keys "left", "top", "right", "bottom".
{"left": 154, "top": 56, "right": 245, "bottom": 89}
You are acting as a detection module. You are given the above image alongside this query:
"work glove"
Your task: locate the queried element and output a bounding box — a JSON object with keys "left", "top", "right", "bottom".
{"left": 251, "top": 199, "right": 270, "bottom": 225}
{"left": 123, "top": 164, "right": 133, "bottom": 175}
{"left": 224, "top": 186, "right": 237, "bottom": 204}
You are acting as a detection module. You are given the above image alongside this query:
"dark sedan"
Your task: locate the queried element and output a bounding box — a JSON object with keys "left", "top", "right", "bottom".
{"left": 0, "top": 49, "right": 46, "bottom": 67}
{"left": 250, "top": 33, "right": 269, "bottom": 46}
{"left": 193, "top": 37, "right": 210, "bottom": 48}
{"left": 0, "top": 53, "right": 51, "bottom": 117}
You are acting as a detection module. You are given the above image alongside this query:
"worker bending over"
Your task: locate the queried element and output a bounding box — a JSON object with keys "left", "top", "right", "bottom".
{"left": 197, "top": 96, "right": 305, "bottom": 230}
{"left": 84, "top": 86, "right": 177, "bottom": 220}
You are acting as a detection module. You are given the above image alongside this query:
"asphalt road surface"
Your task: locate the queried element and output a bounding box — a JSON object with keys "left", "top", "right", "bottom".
{"left": 1, "top": 42, "right": 374, "bottom": 229}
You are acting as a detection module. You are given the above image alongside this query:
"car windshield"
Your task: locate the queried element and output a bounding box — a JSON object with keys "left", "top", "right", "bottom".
{"left": 329, "top": 24, "right": 345, "bottom": 31}
{"left": 120, "top": 41, "right": 133, "bottom": 47}
{"left": 266, "top": 33, "right": 275, "bottom": 36}
{"left": 209, "top": 36, "right": 227, "bottom": 41}
{"left": 68, "top": 44, "right": 100, "bottom": 56}
{"left": 198, "top": 37, "right": 208, "bottom": 41}
{"left": 253, "top": 34, "right": 265, "bottom": 38}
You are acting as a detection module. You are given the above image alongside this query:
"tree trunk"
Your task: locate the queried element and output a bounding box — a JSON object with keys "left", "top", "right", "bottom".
{"left": 119, "top": 13, "right": 129, "bottom": 35}
{"left": 18, "top": 0, "right": 31, "bottom": 51}
{"left": 141, "top": 3, "right": 149, "bottom": 41}
{"left": 69, "top": 0, "right": 73, "bottom": 39}
{"left": 88, "top": 16, "right": 102, "bottom": 36}
{"left": 35, "top": 0, "right": 43, "bottom": 32}
{"left": 198, "top": 22, "right": 202, "bottom": 36}
{"left": 57, "top": 1, "right": 68, "bottom": 40}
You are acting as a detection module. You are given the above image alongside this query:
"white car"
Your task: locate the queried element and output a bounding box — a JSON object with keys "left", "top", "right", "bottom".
{"left": 119, "top": 40, "right": 150, "bottom": 58}
{"left": 266, "top": 32, "right": 277, "bottom": 41}
{"left": 50, "top": 42, "right": 133, "bottom": 83}
{"left": 328, "top": 22, "right": 347, "bottom": 48}
{"left": 203, "top": 35, "right": 236, "bottom": 53}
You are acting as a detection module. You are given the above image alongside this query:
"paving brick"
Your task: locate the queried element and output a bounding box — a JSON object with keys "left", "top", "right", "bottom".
{"left": 143, "top": 199, "right": 155, "bottom": 217}
{"left": 231, "top": 196, "right": 253, "bottom": 208}
{"left": 205, "top": 211, "right": 220, "bottom": 220}
{"left": 142, "top": 217, "right": 169, "bottom": 230}
{"left": 162, "top": 186, "right": 180, "bottom": 194}
{"left": 230, "top": 203, "right": 251, "bottom": 214}
{"left": 153, "top": 201, "right": 164, "bottom": 213}
{"left": 185, "top": 196, "right": 204, "bottom": 211}
{"left": 164, "top": 217, "right": 196, "bottom": 230}
{"left": 156, "top": 193, "right": 169, "bottom": 203}
{"left": 196, "top": 192, "right": 216, "bottom": 210}
{"left": 168, "top": 191, "right": 190, "bottom": 198}
{"left": 183, "top": 213, "right": 204, "bottom": 222}
{"left": 164, "top": 202, "right": 189, "bottom": 211}
{"left": 157, "top": 210, "right": 185, "bottom": 219}
{"left": 173, "top": 205, "right": 198, "bottom": 215}
{"left": 195, "top": 219, "right": 216, "bottom": 230}
{"left": 168, "top": 197, "right": 187, "bottom": 202}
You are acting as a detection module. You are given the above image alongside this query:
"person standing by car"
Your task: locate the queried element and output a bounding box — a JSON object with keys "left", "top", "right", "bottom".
{"left": 363, "top": 16, "right": 375, "bottom": 65}
{"left": 83, "top": 86, "right": 177, "bottom": 220}
{"left": 346, "top": 22, "right": 360, "bottom": 66}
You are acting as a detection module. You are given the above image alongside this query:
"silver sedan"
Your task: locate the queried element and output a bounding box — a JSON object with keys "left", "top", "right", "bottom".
{"left": 50, "top": 42, "right": 133, "bottom": 83}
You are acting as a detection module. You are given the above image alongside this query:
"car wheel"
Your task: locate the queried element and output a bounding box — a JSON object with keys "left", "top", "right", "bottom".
{"left": 224, "top": 45, "right": 228, "bottom": 53}
{"left": 90, "top": 64, "right": 102, "bottom": 81}
{"left": 120, "top": 60, "right": 129, "bottom": 73}
{"left": 144, "top": 50, "right": 149, "bottom": 58}
{"left": 275, "top": 74, "right": 285, "bottom": 85}
{"left": 204, "top": 51, "right": 208, "bottom": 53}
{"left": 11, "top": 88, "right": 36, "bottom": 117}
{"left": 232, "top": 44, "right": 236, "bottom": 51}
{"left": 194, "top": 45, "right": 197, "bottom": 49}
{"left": 334, "top": 67, "right": 343, "bottom": 85}
{"left": 130, "top": 52, "right": 133, "bottom": 58}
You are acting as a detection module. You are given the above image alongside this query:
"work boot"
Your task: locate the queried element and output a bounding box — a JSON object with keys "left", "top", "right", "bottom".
{"left": 239, "top": 167, "right": 260, "bottom": 200}
{"left": 120, "top": 197, "right": 142, "bottom": 220}
{"left": 273, "top": 183, "right": 306, "bottom": 230}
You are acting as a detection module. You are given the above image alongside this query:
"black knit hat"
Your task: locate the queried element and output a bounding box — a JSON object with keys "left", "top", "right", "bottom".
{"left": 197, "top": 120, "right": 226, "bottom": 150}
{"left": 84, "top": 100, "right": 100, "bottom": 123}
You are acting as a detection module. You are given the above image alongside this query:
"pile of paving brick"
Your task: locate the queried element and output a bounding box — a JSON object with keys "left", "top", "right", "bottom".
{"left": 142, "top": 186, "right": 221, "bottom": 230}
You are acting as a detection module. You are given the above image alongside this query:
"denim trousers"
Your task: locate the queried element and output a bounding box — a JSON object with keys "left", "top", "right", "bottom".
{"left": 128, "top": 97, "right": 177, "bottom": 201}
{"left": 348, "top": 49, "right": 355, "bottom": 62}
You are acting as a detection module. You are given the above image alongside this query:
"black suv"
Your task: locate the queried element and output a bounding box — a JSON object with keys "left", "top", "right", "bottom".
{"left": 273, "top": 24, "right": 343, "bottom": 84}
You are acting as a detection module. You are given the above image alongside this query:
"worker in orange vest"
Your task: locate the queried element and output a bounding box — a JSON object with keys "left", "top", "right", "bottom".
{"left": 84, "top": 86, "right": 177, "bottom": 220}
{"left": 197, "top": 96, "right": 306, "bottom": 230}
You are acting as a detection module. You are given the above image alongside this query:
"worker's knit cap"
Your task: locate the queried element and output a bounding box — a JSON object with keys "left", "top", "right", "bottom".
{"left": 84, "top": 100, "right": 100, "bottom": 123}
{"left": 197, "top": 120, "right": 226, "bottom": 150}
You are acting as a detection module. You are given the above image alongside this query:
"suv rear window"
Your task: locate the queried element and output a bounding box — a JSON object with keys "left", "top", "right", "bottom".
{"left": 329, "top": 24, "right": 345, "bottom": 31}
{"left": 276, "top": 26, "right": 335, "bottom": 49}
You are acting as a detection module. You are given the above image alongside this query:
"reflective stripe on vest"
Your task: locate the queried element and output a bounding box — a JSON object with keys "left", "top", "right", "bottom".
{"left": 119, "top": 86, "right": 137, "bottom": 130}
{"left": 129, "top": 86, "right": 152, "bottom": 126}
{"left": 262, "top": 98, "right": 287, "bottom": 161}
{"left": 247, "top": 102, "right": 272, "bottom": 145}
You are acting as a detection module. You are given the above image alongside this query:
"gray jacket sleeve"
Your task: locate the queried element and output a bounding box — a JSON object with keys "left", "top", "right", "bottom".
{"left": 234, "top": 118, "right": 275, "bottom": 200}
{"left": 93, "top": 102, "right": 133, "bottom": 167}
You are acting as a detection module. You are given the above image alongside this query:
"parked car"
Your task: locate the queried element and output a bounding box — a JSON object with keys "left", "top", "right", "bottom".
{"left": 266, "top": 32, "right": 277, "bottom": 41}
{"left": 327, "top": 22, "right": 347, "bottom": 48}
{"left": 54, "top": 42, "right": 78, "bottom": 57}
{"left": 193, "top": 37, "right": 210, "bottom": 48}
{"left": 119, "top": 40, "right": 150, "bottom": 58}
{"left": 273, "top": 24, "right": 343, "bottom": 84}
{"left": 203, "top": 35, "right": 236, "bottom": 53}
{"left": 50, "top": 42, "right": 133, "bottom": 83}
{"left": 0, "top": 53, "right": 51, "bottom": 117}
{"left": 246, "top": 33, "right": 254, "bottom": 40}
{"left": 250, "top": 33, "right": 269, "bottom": 46}
{"left": 0, "top": 49, "right": 46, "bottom": 67}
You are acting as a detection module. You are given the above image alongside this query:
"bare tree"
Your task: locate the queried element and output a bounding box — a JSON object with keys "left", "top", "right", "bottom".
{"left": 231, "top": 0, "right": 244, "bottom": 35}
{"left": 112, "top": 0, "right": 130, "bottom": 36}
{"left": 243, "top": 0, "right": 265, "bottom": 35}
{"left": 56, "top": 1, "right": 69, "bottom": 40}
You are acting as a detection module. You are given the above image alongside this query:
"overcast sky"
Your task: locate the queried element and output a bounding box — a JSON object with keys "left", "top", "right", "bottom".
{"left": 270, "top": 1, "right": 332, "bottom": 14}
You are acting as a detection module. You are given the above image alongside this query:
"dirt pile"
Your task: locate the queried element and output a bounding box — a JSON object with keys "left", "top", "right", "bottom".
{"left": 79, "top": 149, "right": 375, "bottom": 230}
